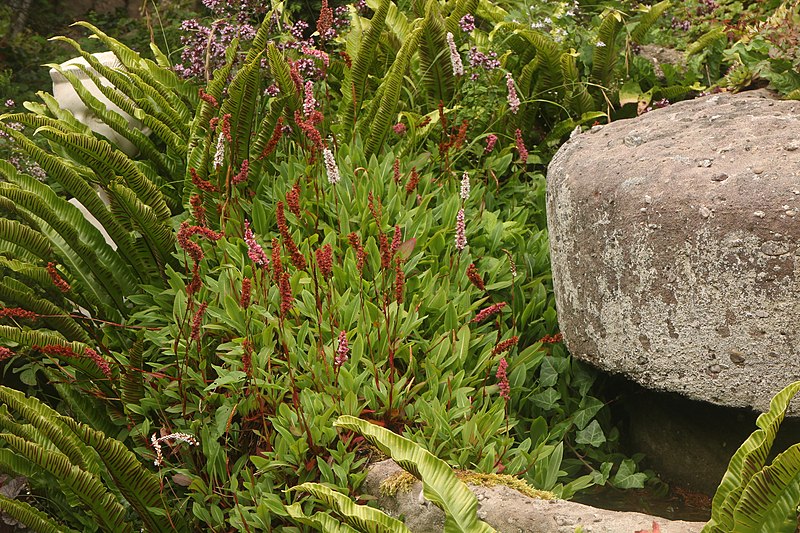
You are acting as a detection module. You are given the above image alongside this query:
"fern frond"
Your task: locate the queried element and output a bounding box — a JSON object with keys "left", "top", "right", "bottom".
{"left": 0, "top": 494, "right": 80, "bottom": 533}
{"left": 0, "top": 386, "right": 97, "bottom": 473}
{"left": 0, "top": 433, "right": 131, "bottom": 532}
{"left": 686, "top": 28, "right": 726, "bottom": 56}
{"left": 0, "top": 219, "right": 52, "bottom": 261}
{"left": 591, "top": 9, "right": 625, "bottom": 87}
{"left": 61, "top": 416, "right": 188, "bottom": 533}
{"left": 444, "top": 0, "right": 478, "bottom": 35}
{"left": 342, "top": 0, "right": 391, "bottom": 136}
{"left": 34, "top": 127, "right": 171, "bottom": 222}
{"left": 107, "top": 181, "right": 175, "bottom": 277}
{"left": 630, "top": 0, "right": 671, "bottom": 44}
{"left": 365, "top": 26, "right": 423, "bottom": 157}
{"left": 220, "top": 53, "right": 262, "bottom": 164}
{"left": 418, "top": 0, "right": 455, "bottom": 104}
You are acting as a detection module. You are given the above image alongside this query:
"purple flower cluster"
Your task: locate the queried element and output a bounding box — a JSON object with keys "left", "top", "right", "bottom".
{"left": 460, "top": 14, "right": 475, "bottom": 32}
{"left": 468, "top": 47, "right": 500, "bottom": 80}
{"left": 671, "top": 17, "right": 690, "bottom": 31}
{"left": 697, "top": 0, "right": 718, "bottom": 15}
{"left": 175, "top": 19, "right": 257, "bottom": 79}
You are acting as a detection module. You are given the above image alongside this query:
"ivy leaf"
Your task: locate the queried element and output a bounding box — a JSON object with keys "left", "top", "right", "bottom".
{"left": 575, "top": 420, "right": 606, "bottom": 448}
{"left": 612, "top": 459, "right": 647, "bottom": 489}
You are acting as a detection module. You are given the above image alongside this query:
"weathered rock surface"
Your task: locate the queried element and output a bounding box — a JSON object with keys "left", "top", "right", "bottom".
{"left": 546, "top": 91, "right": 800, "bottom": 414}
{"left": 364, "top": 460, "right": 706, "bottom": 533}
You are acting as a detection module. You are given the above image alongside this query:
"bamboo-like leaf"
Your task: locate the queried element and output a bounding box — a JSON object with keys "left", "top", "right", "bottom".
{"left": 290, "top": 483, "right": 412, "bottom": 533}
{"left": 334, "top": 416, "right": 497, "bottom": 533}
{"left": 0, "top": 494, "right": 80, "bottom": 533}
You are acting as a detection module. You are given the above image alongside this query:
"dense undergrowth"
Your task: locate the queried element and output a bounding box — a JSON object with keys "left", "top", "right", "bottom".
{"left": 0, "top": 0, "right": 799, "bottom": 531}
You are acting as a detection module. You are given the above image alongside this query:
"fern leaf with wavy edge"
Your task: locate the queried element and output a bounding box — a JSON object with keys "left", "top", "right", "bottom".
{"left": 367, "top": 0, "right": 415, "bottom": 42}
{"left": 0, "top": 128, "right": 131, "bottom": 263}
{"left": 703, "top": 381, "right": 800, "bottom": 533}
{"left": 70, "top": 22, "right": 189, "bottom": 133}
{"left": 334, "top": 415, "right": 497, "bottom": 533}
{"left": 476, "top": 0, "right": 507, "bottom": 22}
{"left": 0, "top": 279, "right": 88, "bottom": 342}
{"left": 289, "top": 483, "right": 413, "bottom": 533}
{"left": 60, "top": 416, "right": 188, "bottom": 533}
{"left": 68, "top": 59, "right": 188, "bottom": 157}
{"left": 34, "top": 92, "right": 93, "bottom": 135}
{"left": 107, "top": 182, "right": 175, "bottom": 275}
{"left": 0, "top": 448, "right": 39, "bottom": 478}
{"left": 0, "top": 257, "right": 50, "bottom": 288}
{"left": 251, "top": 97, "right": 287, "bottom": 160}
{"left": 733, "top": 443, "right": 800, "bottom": 532}
{"left": 0, "top": 219, "right": 52, "bottom": 261}
{"left": 147, "top": 42, "right": 198, "bottom": 110}
{"left": 266, "top": 42, "right": 301, "bottom": 109}
{"left": 34, "top": 127, "right": 172, "bottom": 222}
{"left": 48, "top": 66, "right": 176, "bottom": 179}
{"left": 0, "top": 494, "right": 80, "bottom": 533}
{"left": 49, "top": 380, "right": 120, "bottom": 438}
{"left": 0, "top": 386, "right": 98, "bottom": 474}
{"left": 516, "top": 27, "right": 564, "bottom": 91}
{"left": 49, "top": 37, "right": 187, "bottom": 154}
{"left": 0, "top": 327, "right": 109, "bottom": 385}
{"left": 560, "top": 54, "right": 596, "bottom": 116}
{"left": 418, "top": 0, "right": 454, "bottom": 105}
{"left": 444, "top": 0, "right": 478, "bottom": 35}
{"left": 220, "top": 52, "right": 262, "bottom": 164}
{"left": 686, "top": 28, "right": 726, "bottom": 57}
{"left": 591, "top": 9, "right": 624, "bottom": 87}
{"left": 120, "top": 338, "right": 145, "bottom": 415}
{"left": 182, "top": 41, "right": 237, "bottom": 203}
{"left": 0, "top": 433, "right": 131, "bottom": 532}
{"left": 652, "top": 85, "right": 692, "bottom": 101}
{"left": 630, "top": 0, "right": 671, "bottom": 44}
{"left": 0, "top": 172, "right": 138, "bottom": 293}
{"left": 342, "top": 0, "right": 391, "bottom": 137}
{"left": 285, "top": 503, "right": 361, "bottom": 533}
{"left": 365, "top": 27, "right": 423, "bottom": 158}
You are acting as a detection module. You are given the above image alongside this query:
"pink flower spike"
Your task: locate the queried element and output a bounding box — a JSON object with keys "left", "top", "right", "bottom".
{"left": 244, "top": 220, "right": 269, "bottom": 267}
{"left": 335, "top": 330, "right": 349, "bottom": 367}
{"left": 446, "top": 32, "right": 464, "bottom": 76}
{"left": 455, "top": 209, "right": 467, "bottom": 251}
{"left": 506, "top": 73, "right": 520, "bottom": 114}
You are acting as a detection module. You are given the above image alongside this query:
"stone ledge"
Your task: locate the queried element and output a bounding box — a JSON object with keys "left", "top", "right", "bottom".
{"left": 364, "top": 460, "right": 706, "bottom": 533}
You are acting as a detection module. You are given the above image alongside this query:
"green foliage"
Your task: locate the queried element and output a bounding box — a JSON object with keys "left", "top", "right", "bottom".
{"left": 0, "top": 0, "right": 679, "bottom": 529}
{"left": 0, "top": 385, "right": 188, "bottom": 533}
{"left": 703, "top": 381, "right": 800, "bottom": 533}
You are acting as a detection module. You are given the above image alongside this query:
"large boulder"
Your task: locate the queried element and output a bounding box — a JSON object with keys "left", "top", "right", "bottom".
{"left": 547, "top": 91, "right": 800, "bottom": 414}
